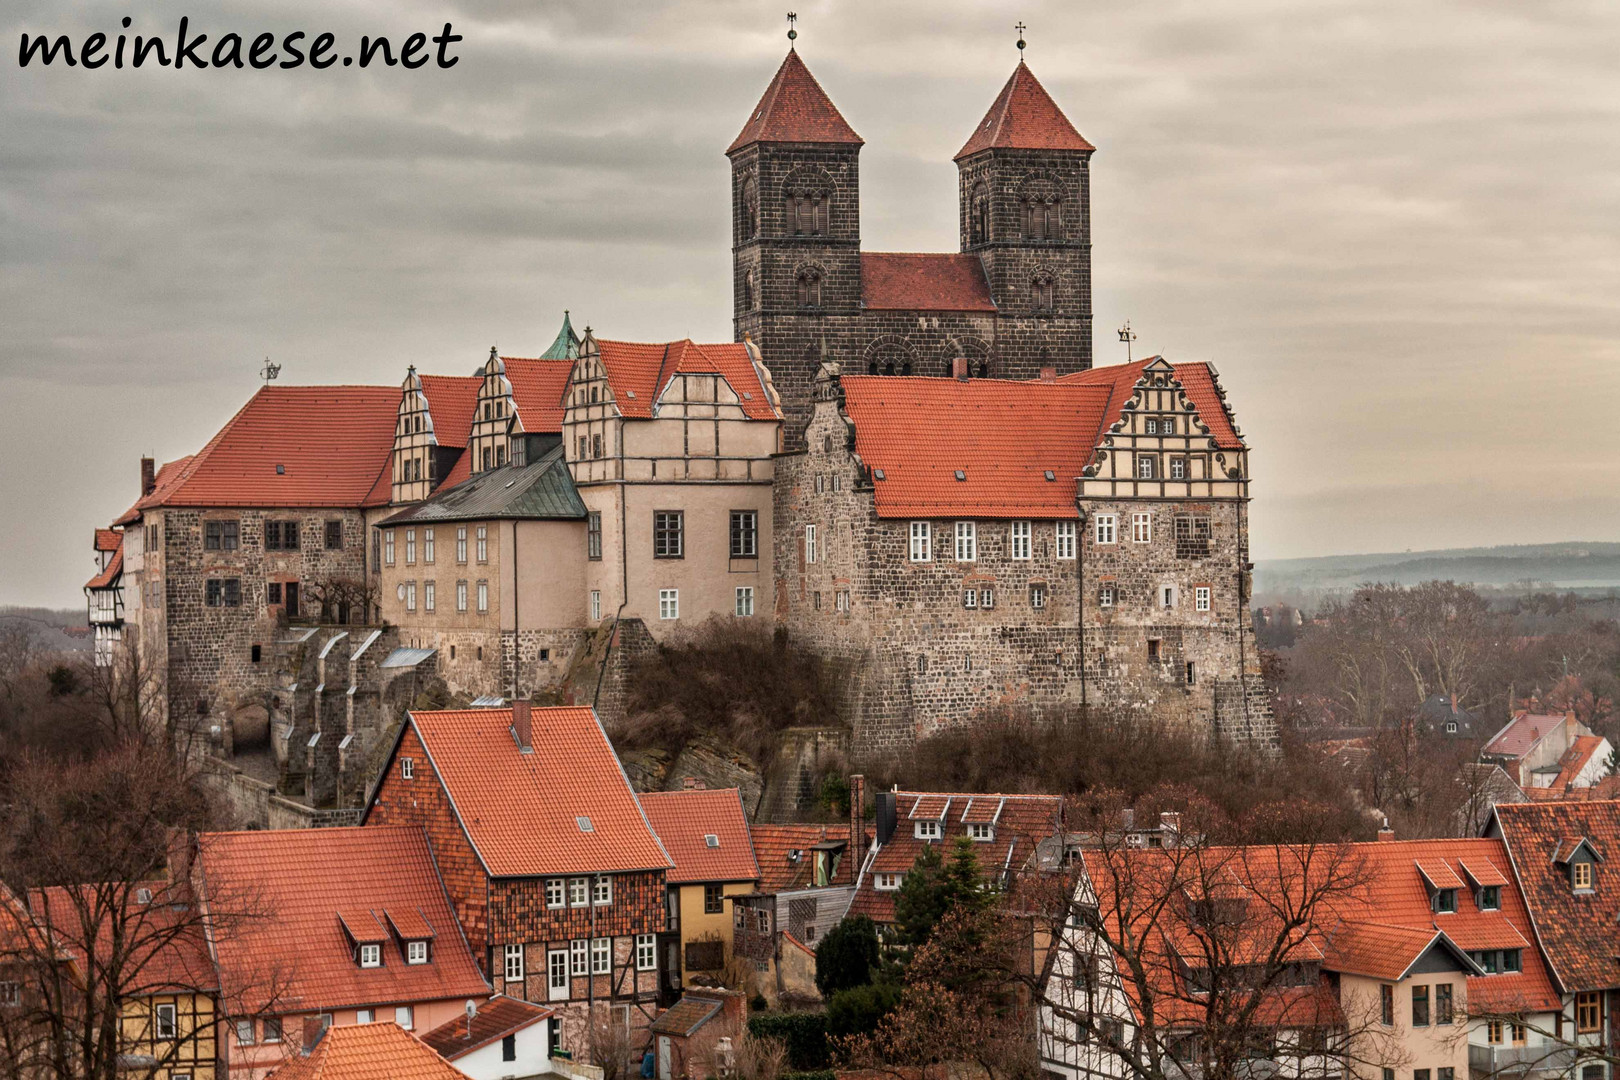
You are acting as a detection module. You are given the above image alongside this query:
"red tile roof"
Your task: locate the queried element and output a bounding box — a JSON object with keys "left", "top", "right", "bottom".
{"left": 728, "top": 48, "right": 863, "bottom": 154}
{"left": 114, "top": 455, "right": 194, "bottom": 526}
{"left": 118, "top": 386, "right": 400, "bottom": 514}
{"left": 860, "top": 253, "right": 997, "bottom": 313}
{"left": 595, "top": 339, "right": 778, "bottom": 422}
{"left": 639, "top": 789, "right": 761, "bottom": 885}
{"left": 747, "top": 824, "right": 861, "bottom": 893}
{"left": 404, "top": 707, "right": 672, "bottom": 878}
{"left": 419, "top": 995, "right": 552, "bottom": 1061}
{"left": 94, "top": 529, "right": 121, "bottom": 553}
{"left": 503, "top": 358, "right": 574, "bottom": 434}
{"left": 1055, "top": 358, "right": 1245, "bottom": 451}
{"left": 85, "top": 537, "right": 123, "bottom": 590}
{"left": 1485, "top": 712, "right": 1573, "bottom": 759}
{"left": 1493, "top": 800, "right": 1620, "bottom": 993}
{"left": 196, "top": 826, "right": 489, "bottom": 1015}
{"left": 30, "top": 881, "right": 216, "bottom": 995}
{"left": 849, "top": 792, "right": 1063, "bottom": 924}
{"left": 955, "top": 62, "right": 1094, "bottom": 160}
{"left": 268, "top": 1021, "right": 473, "bottom": 1080}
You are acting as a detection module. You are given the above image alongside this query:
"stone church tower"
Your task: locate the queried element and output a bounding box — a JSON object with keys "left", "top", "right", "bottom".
{"left": 730, "top": 48, "right": 1096, "bottom": 447}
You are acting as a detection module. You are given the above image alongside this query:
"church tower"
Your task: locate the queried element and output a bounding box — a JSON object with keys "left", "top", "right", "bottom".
{"left": 728, "top": 47, "right": 863, "bottom": 444}
{"left": 956, "top": 61, "right": 1095, "bottom": 371}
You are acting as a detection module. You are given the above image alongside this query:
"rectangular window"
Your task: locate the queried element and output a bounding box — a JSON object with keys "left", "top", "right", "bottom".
{"left": 636, "top": 934, "right": 656, "bottom": 972}
{"left": 395, "top": 1006, "right": 413, "bottom": 1031}
{"left": 424, "top": 580, "right": 435, "bottom": 613}
{"left": 730, "top": 511, "right": 758, "bottom": 558}
{"left": 155, "top": 1004, "right": 177, "bottom": 1040}
{"left": 477, "top": 581, "right": 489, "bottom": 613}
{"left": 359, "top": 943, "right": 381, "bottom": 968}
{"left": 1161, "top": 585, "right": 1177, "bottom": 609}
{"left": 456, "top": 581, "right": 468, "bottom": 613}
{"left": 1030, "top": 584, "right": 1047, "bottom": 609}
{"left": 1488, "top": 1019, "right": 1503, "bottom": 1044}
{"left": 591, "top": 937, "right": 611, "bottom": 975}
{"left": 805, "top": 524, "right": 818, "bottom": 564}
{"left": 588, "top": 513, "right": 602, "bottom": 560}
{"left": 423, "top": 528, "right": 435, "bottom": 563}
{"left": 875, "top": 873, "right": 902, "bottom": 891}
{"left": 1574, "top": 861, "right": 1595, "bottom": 890}
{"left": 1380, "top": 984, "right": 1394, "bottom": 1026}
{"left": 263, "top": 1017, "right": 282, "bottom": 1043}
{"left": 569, "top": 878, "right": 589, "bottom": 907}
{"left": 476, "top": 525, "right": 488, "bottom": 563}
{"left": 593, "top": 877, "right": 612, "bottom": 906}
{"left": 1195, "top": 586, "right": 1211, "bottom": 612}
{"left": 548, "top": 951, "right": 568, "bottom": 998}
{"left": 1436, "top": 983, "right": 1453, "bottom": 1024}
{"left": 405, "top": 581, "right": 417, "bottom": 612}
{"left": 325, "top": 520, "right": 343, "bottom": 550}
{"left": 1174, "top": 515, "right": 1212, "bottom": 559}
{"left": 590, "top": 590, "right": 602, "bottom": 621}
{"left": 504, "top": 944, "right": 524, "bottom": 981}
{"left": 963, "top": 589, "right": 977, "bottom": 609}
{"left": 980, "top": 587, "right": 995, "bottom": 609}
{"left": 357, "top": 1008, "right": 374, "bottom": 1024}
{"left": 955, "top": 521, "right": 977, "bottom": 562}
{"left": 205, "top": 520, "right": 239, "bottom": 552}
{"left": 372, "top": 530, "right": 381, "bottom": 572}
{"left": 456, "top": 526, "right": 467, "bottom": 564}
{"left": 1415, "top": 1071, "right": 1430, "bottom": 1080}
{"left": 968, "top": 822, "right": 994, "bottom": 841}
{"left": 1479, "top": 885, "right": 1501, "bottom": 910}
{"left": 836, "top": 589, "right": 850, "bottom": 613}
{"left": 1170, "top": 457, "right": 1187, "bottom": 480}
{"left": 704, "top": 883, "right": 724, "bottom": 915}
{"left": 916, "top": 819, "right": 942, "bottom": 840}
{"left": 571, "top": 939, "right": 588, "bottom": 976}
{"left": 405, "top": 529, "right": 416, "bottom": 565}
{"left": 1009, "top": 521, "right": 1032, "bottom": 559}
{"left": 1137, "top": 455, "right": 1157, "bottom": 480}
{"left": 546, "top": 879, "right": 565, "bottom": 908}
{"left": 659, "top": 589, "right": 679, "bottom": 620}
{"left": 1055, "top": 520, "right": 1076, "bottom": 559}
{"left": 384, "top": 530, "right": 396, "bottom": 566}
{"left": 266, "top": 519, "right": 300, "bottom": 551}
{"left": 407, "top": 940, "right": 428, "bottom": 964}
{"left": 1185, "top": 661, "right": 1197, "bottom": 686}
{"left": 1412, "top": 985, "right": 1430, "bottom": 1027}
{"left": 735, "top": 587, "right": 755, "bottom": 617}
{"left": 1132, "top": 512, "right": 1153, "bottom": 543}
{"left": 1094, "top": 514, "right": 1117, "bottom": 545}
{"left": 235, "top": 1019, "right": 255, "bottom": 1045}
{"left": 1435, "top": 888, "right": 1457, "bottom": 914}
{"left": 909, "top": 521, "right": 932, "bottom": 562}
{"left": 401, "top": 757, "right": 414, "bottom": 780}
{"left": 592, "top": 433, "right": 603, "bottom": 458}
{"left": 1578, "top": 991, "right": 1601, "bottom": 1032}
{"left": 1099, "top": 584, "right": 1116, "bottom": 607}
{"left": 653, "top": 512, "right": 684, "bottom": 558}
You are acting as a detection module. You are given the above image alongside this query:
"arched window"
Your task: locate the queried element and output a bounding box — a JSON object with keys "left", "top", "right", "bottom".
{"left": 969, "top": 182, "right": 990, "bottom": 245}
{"left": 867, "top": 343, "right": 912, "bottom": 376}
{"left": 1022, "top": 196, "right": 1060, "bottom": 241}
{"left": 1032, "top": 273, "right": 1055, "bottom": 312}
{"left": 740, "top": 177, "right": 758, "bottom": 240}
{"left": 787, "top": 191, "right": 828, "bottom": 236}
{"left": 743, "top": 269, "right": 757, "bottom": 310}
{"left": 797, "top": 267, "right": 823, "bottom": 308}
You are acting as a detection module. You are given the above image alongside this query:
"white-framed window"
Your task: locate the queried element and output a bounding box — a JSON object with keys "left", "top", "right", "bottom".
{"left": 405, "top": 581, "right": 417, "bottom": 612}
{"left": 456, "top": 580, "right": 468, "bottom": 613}
{"left": 1132, "top": 512, "right": 1152, "bottom": 544}
{"left": 963, "top": 589, "right": 977, "bottom": 609}
{"left": 262, "top": 1017, "right": 282, "bottom": 1043}
{"left": 735, "top": 587, "right": 754, "bottom": 617}
{"left": 955, "top": 521, "right": 977, "bottom": 562}
{"left": 155, "top": 1004, "right": 177, "bottom": 1040}
{"left": 909, "top": 521, "right": 932, "bottom": 562}
{"left": 423, "top": 528, "right": 435, "bottom": 563}
{"left": 1009, "top": 521, "right": 1032, "bottom": 559}
{"left": 477, "top": 580, "right": 489, "bottom": 613}
{"left": 968, "top": 822, "right": 995, "bottom": 841}
{"left": 394, "top": 1005, "right": 413, "bottom": 1030}
{"left": 476, "top": 525, "right": 488, "bottom": 563}
{"left": 1055, "top": 519, "right": 1076, "bottom": 559}
{"left": 590, "top": 590, "right": 601, "bottom": 621}
{"left": 545, "top": 878, "right": 565, "bottom": 908}
{"left": 874, "top": 873, "right": 903, "bottom": 891}
{"left": 423, "top": 580, "right": 435, "bottom": 613}
{"left": 593, "top": 876, "right": 613, "bottom": 906}
{"left": 805, "top": 524, "right": 818, "bottom": 564}
{"left": 1099, "top": 585, "right": 1116, "bottom": 608}
{"left": 354, "top": 1010, "right": 373, "bottom": 1025}
{"left": 401, "top": 757, "right": 414, "bottom": 780}
{"left": 1137, "top": 455, "right": 1157, "bottom": 480}
{"left": 235, "top": 1019, "right": 256, "bottom": 1044}
{"left": 1170, "top": 457, "right": 1187, "bottom": 480}
{"left": 504, "top": 943, "right": 524, "bottom": 981}
{"left": 569, "top": 877, "right": 589, "bottom": 907}
{"left": 915, "top": 819, "right": 942, "bottom": 840}
{"left": 359, "top": 943, "right": 381, "bottom": 968}
{"left": 1030, "top": 583, "right": 1047, "bottom": 609}
{"left": 1161, "top": 584, "right": 1178, "bottom": 609}
{"left": 1186, "top": 661, "right": 1197, "bottom": 686}
{"left": 571, "top": 939, "right": 588, "bottom": 976}
{"left": 384, "top": 530, "right": 395, "bottom": 566}
{"left": 456, "top": 526, "right": 467, "bottom": 563}
{"left": 1095, "top": 515, "right": 1117, "bottom": 544}
{"left": 548, "top": 950, "right": 568, "bottom": 999}
{"left": 407, "top": 940, "right": 429, "bottom": 964}
{"left": 1195, "top": 586, "right": 1211, "bottom": 612}
{"left": 835, "top": 589, "right": 850, "bottom": 613}
{"left": 636, "top": 934, "right": 656, "bottom": 972}
{"left": 405, "top": 529, "right": 416, "bottom": 565}
{"left": 659, "top": 589, "right": 679, "bottom": 620}
{"left": 591, "top": 937, "right": 611, "bottom": 975}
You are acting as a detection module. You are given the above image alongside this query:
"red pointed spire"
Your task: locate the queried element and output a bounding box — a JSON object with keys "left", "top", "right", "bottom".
{"left": 955, "top": 61, "right": 1093, "bottom": 160}
{"left": 728, "top": 49, "right": 863, "bottom": 154}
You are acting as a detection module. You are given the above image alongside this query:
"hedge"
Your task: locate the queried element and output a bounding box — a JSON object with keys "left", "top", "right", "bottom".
{"left": 746, "top": 1012, "right": 830, "bottom": 1070}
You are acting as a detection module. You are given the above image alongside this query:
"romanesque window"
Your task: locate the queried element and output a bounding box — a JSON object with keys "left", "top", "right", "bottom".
{"left": 1174, "top": 515, "right": 1212, "bottom": 559}
{"left": 1032, "top": 274, "right": 1055, "bottom": 312}
{"left": 969, "top": 182, "right": 990, "bottom": 244}
{"left": 955, "top": 521, "right": 977, "bottom": 562}
{"left": 1055, "top": 521, "right": 1076, "bottom": 559}
{"left": 654, "top": 512, "right": 684, "bottom": 558}
{"left": 588, "top": 513, "right": 603, "bottom": 560}
{"left": 1022, "top": 195, "right": 1060, "bottom": 240}
{"left": 909, "top": 521, "right": 931, "bottom": 562}
{"left": 1009, "top": 521, "right": 1032, "bottom": 559}
{"left": 740, "top": 176, "right": 759, "bottom": 240}
{"left": 787, "top": 189, "right": 829, "bottom": 236}
{"left": 730, "top": 511, "right": 758, "bottom": 558}
{"left": 743, "top": 269, "right": 757, "bottom": 311}
{"left": 797, "top": 267, "right": 823, "bottom": 307}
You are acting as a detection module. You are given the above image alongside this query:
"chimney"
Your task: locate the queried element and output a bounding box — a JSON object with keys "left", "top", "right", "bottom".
{"left": 511, "top": 699, "right": 532, "bottom": 753}
{"left": 1377, "top": 815, "right": 1395, "bottom": 842}
{"left": 140, "top": 457, "right": 156, "bottom": 496}
{"left": 875, "top": 790, "right": 897, "bottom": 847}
{"left": 849, "top": 774, "right": 866, "bottom": 862}
{"left": 302, "top": 1016, "right": 328, "bottom": 1054}
{"left": 952, "top": 357, "right": 969, "bottom": 381}
{"left": 1039, "top": 366, "right": 1057, "bottom": 383}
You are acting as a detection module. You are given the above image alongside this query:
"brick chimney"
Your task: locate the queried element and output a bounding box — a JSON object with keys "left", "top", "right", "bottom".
{"left": 1377, "top": 815, "right": 1395, "bottom": 842}
{"left": 511, "top": 699, "right": 532, "bottom": 754}
{"left": 140, "top": 456, "right": 156, "bottom": 496}
{"left": 849, "top": 774, "right": 866, "bottom": 863}
{"left": 302, "top": 1016, "right": 328, "bottom": 1053}
{"left": 1039, "top": 366, "right": 1057, "bottom": 383}
{"left": 952, "top": 357, "right": 969, "bottom": 381}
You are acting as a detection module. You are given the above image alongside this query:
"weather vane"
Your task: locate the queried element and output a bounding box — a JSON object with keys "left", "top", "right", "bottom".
{"left": 260, "top": 357, "right": 281, "bottom": 385}
{"left": 1016, "top": 22, "right": 1026, "bottom": 56}
{"left": 787, "top": 12, "right": 797, "bottom": 44}
{"left": 1117, "top": 321, "right": 1136, "bottom": 363}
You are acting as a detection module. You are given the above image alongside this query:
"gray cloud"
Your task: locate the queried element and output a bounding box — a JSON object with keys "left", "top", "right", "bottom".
{"left": 3, "top": 0, "right": 1618, "bottom": 605}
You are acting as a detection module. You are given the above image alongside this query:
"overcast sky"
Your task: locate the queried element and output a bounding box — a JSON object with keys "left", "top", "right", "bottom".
{"left": 4, "top": 0, "right": 1618, "bottom": 607}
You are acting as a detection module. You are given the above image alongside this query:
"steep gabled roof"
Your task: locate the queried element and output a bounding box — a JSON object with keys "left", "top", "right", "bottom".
{"left": 267, "top": 1021, "right": 474, "bottom": 1080}
{"left": 114, "top": 455, "right": 193, "bottom": 526}
{"left": 503, "top": 358, "right": 574, "bottom": 434}
{"left": 94, "top": 529, "right": 121, "bottom": 553}
{"left": 1055, "top": 358, "right": 1245, "bottom": 451}
{"left": 594, "top": 339, "right": 779, "bottom": 422}
{"left": 728, "top": 48, "right": 863, "bottom": 153}
{"left": 85, "top": 535, "right": 123, "bottom": 590}
{"left": 860, "top": 253, "right": 997, "bottom": 313}
{"left": 955, "top": 61, "right": 1094, "bottom": 160}
{"left": 1486, "top": 711, "right": 1575, "bottom": 760}
{"left": 639, "top": 789, "right": 761, "bottom": 886}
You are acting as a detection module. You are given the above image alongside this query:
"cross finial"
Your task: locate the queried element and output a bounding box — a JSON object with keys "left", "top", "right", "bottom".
{"left": 1015, "top": 22, "right": 1027, "bottom": 56}
{"left": 786, "top": 12, "right": 797, "bottom": 44}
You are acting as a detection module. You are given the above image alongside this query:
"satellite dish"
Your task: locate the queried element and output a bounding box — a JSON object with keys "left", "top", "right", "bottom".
{"left": 465, "top": 999, "right": 477, "bottom": 1019}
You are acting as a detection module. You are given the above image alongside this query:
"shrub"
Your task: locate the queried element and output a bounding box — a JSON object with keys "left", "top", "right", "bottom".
{"left": 747, "top": 1012, "right": 829, "bottom": 1071}
{"left": 814, "top": 915, "right": 879, "bottom": 996}
{"left": 824, "top": 982, "right": 903, "bottom": 1038}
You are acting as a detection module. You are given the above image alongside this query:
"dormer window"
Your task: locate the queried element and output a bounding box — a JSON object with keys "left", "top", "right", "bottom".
{"left": 1434, "top": 888, "right": 1457, "bottom": 914}
{"left": 1574, "top": 862, "right": 1595, "bottom": 891}
{"left": 1478, "top": 885, "right": 1500, "bottom": 911}
{"left": 915, "top": 820, "right": 942, "bottom": 841}
{"left": 967, "top": 823, "right": 995, "bottom": 842}
{"left": 406, "top": 940, "right": 429, "bottom": 965}
{"left": 358, "top": 943, "right": 381, "bottom": 968}
{"left": 875, "top": 873, "right": 903, "bottom": 891}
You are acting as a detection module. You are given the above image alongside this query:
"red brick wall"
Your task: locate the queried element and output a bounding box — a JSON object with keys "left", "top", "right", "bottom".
{"left": 367, "top": 724, "right": 491, "bottom": 960}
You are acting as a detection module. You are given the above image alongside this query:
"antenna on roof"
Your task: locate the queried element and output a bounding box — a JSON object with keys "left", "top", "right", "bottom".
{"left": 1117, "top": 321, "right": 1136, "bottom": 363}
{"left": 786, "top": 12, "right": 797, "bottom": 45}
{"left": 1015, "top": 22, "right": 1027, "bottom": 57}
{"left": 260, "top": 357, "right": 281, "bottom": 386}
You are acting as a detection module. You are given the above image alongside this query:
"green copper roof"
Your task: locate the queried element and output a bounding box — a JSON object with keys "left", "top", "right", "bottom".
{"left": 379, "top": 442, "right": 586, "bottom": 525}
{"left": 539, "top": 311, "right": 580, "bottom": 360}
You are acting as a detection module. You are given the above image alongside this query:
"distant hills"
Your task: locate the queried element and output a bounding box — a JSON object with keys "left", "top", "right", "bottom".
{"left": 1255, "top": 542, "right": 1620, "bottom": 601}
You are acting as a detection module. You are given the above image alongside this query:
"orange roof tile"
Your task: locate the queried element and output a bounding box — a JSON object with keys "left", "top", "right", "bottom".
{"left": 94, "top": 529, "right": 121, "bottom": 553}
{"left": 747, "top": 824, "right": 860, "bottom": 893}
{"left": 728, "top": 49, "right": 863, "bottom": 154}
{"left": 385, "top": 908, "right": 435, "bottom": 941}
{"left": 403, "top": 707, "right": 672, "bottom": 878}
{"left": 1415, "top": 858, "right": 1465, "bottom": 890}
{"left": 1055, "top": 358, "right": 1245, "bottom": 452}
{"left": 956, "top": 62, "right": 1094, "bottom": 160}
{"left": 1458, "top": 858, "right": 1510, "bottom": 888}
{"left": 503, "top": 358, "right": 574, "bottom": 434}
{"left": 197, "top": 826, "right": 489, "bottom": 1015}
{"left": 860, "top": 254, "right": 997, "bottom": 313}
{"left": 85, "top": 540, "right": 123, "bottom": 590}
{"left": 1320, "top": 923, "right": 1450, "bottom": 981}
{"left": 268, "top": 1020, "right": 473, "bottom": 1080}
{"left": 639, "top": 790, "right": 761, "bottom": 885}
{"left": 595, "top": 339, "right": 777, "bottom": 422}
{"left": 114, "top": 455, "right": 193, "bottom": 526}
{"left": 1485, "top": 712, "right": 1571, "bottom": 759}
{"left": 419, "top": 996, "right": 552, "bottom": 1061}
{"left": 31, "top": 881, "right": 216, "bottom": 995}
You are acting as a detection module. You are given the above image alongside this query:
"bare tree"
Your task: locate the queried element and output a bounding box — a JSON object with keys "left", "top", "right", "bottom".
{"left": 302, "top": 577, "right": 379, "bottom": 626}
